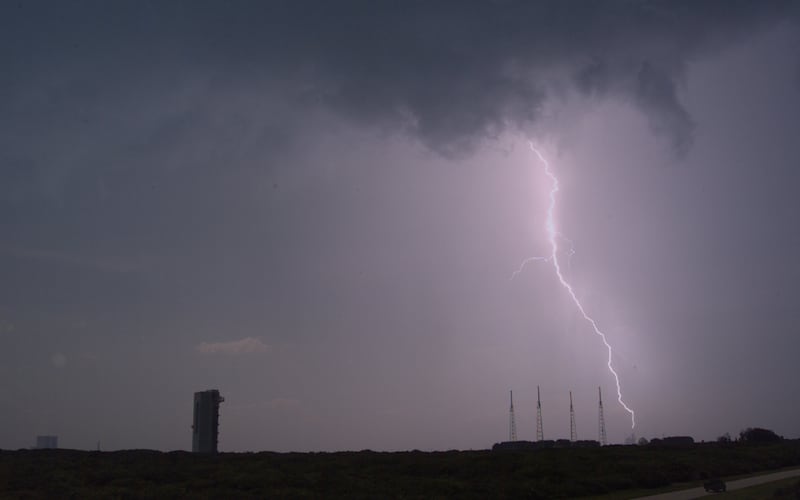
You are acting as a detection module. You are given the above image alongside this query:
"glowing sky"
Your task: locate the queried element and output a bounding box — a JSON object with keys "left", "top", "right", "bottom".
{"left": 1, "top": 1, "right": 799, "bottom": 451}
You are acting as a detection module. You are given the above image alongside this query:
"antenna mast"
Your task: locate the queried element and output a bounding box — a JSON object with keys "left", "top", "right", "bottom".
{"left": 535, "top": 385, "right": 544, "bottom": 441}
{"left": 569, "top": 390, "right": 577, "bottom": 442}
{"left": 509, "top": 390, "right": 518, "bottom": 441}
{"left": 598, "top": 386, "right": 607, "bottom": 446}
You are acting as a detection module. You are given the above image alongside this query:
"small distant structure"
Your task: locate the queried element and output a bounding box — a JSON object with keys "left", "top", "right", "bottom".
{"left": 492, "top": 438, "right": 599, "bottom": 452}
{"left": 573, "top": 439, "right": 601, "bottom": 448}
{"left": 192, "top": 389, "right": 224, "bottom": 453}
{"left": 508, "top": 390, "right": 518, "bottom": 441}
{"left": 598, "top": 386, "right": 607, "bottom": 446}
{"left": 36, "top": 435, "right": 58, "bottom": 449}
{"left": 651, "top": 436, "right": 695, "bottom": 447}
{"left": 493, "top": 440, "right": 535, "bottom": 451}
{"left": 535, "top": 385, "right": 544, "bottom": 441}
{"left": 555, "top": 438, "right": 572, "bottom": 448}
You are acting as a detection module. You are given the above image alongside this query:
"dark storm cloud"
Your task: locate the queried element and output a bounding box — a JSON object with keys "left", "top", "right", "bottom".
{"left": 3, "top": 1, "right": 800, "bottom": 452}
{"left": 634, "top": 62, "right": 694, "bottom": 156}
{"left": 1, "top": 0, "right": 796, "bottom": 161}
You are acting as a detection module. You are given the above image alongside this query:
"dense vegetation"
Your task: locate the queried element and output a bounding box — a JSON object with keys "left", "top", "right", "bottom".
{"left": 2, "top": 440, "right": 800, "bottom": 498}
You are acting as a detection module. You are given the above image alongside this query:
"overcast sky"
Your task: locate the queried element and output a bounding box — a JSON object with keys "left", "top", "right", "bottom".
{"left": 2, "top": 1, "right": 800, "bottom": 452}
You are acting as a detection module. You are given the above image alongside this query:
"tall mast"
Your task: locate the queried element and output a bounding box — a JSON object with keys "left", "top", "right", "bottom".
{"left": 509, "top": 390, "right": 518, "bottom": 441}
{"left": 598, "top": 386, "right": 607, "bottom": 446}
{"left": 569, "top": 390, "right": 577, "bottom": 442}
{"left": 535, "top": 385, "right": 544, "bottom": 441}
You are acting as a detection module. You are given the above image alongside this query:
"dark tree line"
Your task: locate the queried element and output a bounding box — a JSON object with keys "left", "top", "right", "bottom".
{"left": 717, "top": 427, "right": 783, "bottom": 443}
{"left": 739, "top": 427, "right": 783, "bottom": 443}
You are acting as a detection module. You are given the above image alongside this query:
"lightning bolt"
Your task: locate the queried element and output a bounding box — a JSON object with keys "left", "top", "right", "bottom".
{"left": 509, "top": 234, "right": 576, "bottom": 280}
{"left": 510, "top": 255, "right": 549, "bottom": 280}
{"left": 520, "top": 142, "right": 636, "bottom": 429}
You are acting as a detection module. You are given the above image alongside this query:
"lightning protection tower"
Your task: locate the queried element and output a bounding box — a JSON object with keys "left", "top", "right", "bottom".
{"left": 535, "top": 385, "right": 544, "bottom": 441}
{"left": 569, "top": 391, "right": 577, "bottom": 442}
{"left": 509, "top": 390, "right": 518, "bottom": 441}
{"left": 598, "top": 386, "right": 607, "bottom": 446}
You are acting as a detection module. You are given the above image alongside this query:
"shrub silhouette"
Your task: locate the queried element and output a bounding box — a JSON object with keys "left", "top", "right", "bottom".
{"left": 739, "top": 427, "right": 782, "bottom": 443}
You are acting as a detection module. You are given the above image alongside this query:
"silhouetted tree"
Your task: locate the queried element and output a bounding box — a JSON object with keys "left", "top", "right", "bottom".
{"left": 717, "top": 432, "right": 732, "bottom": 443}
{"left": 637, "top": 437, "right": 649, "bottom": 446}
{"left": 739, "top": 427, "right": 782, "bottom": 443}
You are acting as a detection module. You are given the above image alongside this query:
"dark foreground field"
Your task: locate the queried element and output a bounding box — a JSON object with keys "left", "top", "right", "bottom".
{"left": 2, "top": 440, "right": 800, "bottom": 499}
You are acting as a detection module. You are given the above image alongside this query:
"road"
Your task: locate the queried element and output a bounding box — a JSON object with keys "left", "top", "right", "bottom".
{"left": 635, "top": 467, "right": 800, "bottom": 499}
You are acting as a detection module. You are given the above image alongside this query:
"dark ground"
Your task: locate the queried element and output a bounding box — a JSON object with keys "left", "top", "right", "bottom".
{"left": 2, "top": 440, "right": 800, "bottom": 499}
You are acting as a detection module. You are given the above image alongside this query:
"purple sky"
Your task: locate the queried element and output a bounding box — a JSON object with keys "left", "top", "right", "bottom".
{"left": 2, "top": 1, "right": 799, "bottom": 451}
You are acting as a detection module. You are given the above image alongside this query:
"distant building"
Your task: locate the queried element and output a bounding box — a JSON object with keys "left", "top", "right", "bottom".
{"left": 659, "top": 436, "right": 695, "bottom": 447}
{"left": 492, "top": 440, "right": 538, "bottom": 451}
{"left": 36, "top": 435, "right": 58, "bottom": 449}
{"left": 192, "top": 389, "right": 224, "bottom": 453}
{"left": 492, "top": 438, "right": 600, "bottom": 452}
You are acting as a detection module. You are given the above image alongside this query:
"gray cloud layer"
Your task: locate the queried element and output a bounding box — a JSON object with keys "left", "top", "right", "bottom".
{"left": 1, "top": 1, "right": 796, "bottom": 163}
{"left": 2, "top": 1, "right": 800, "bottom": 451}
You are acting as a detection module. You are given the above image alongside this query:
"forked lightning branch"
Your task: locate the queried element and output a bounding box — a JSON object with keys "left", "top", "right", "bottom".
{"left": 514, "top": 142, "right": 636, "bottom": 429}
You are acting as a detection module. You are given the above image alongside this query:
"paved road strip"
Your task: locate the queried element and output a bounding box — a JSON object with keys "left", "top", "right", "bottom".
{"left": 635, "top": 467, "right": 800, "bottom": 499}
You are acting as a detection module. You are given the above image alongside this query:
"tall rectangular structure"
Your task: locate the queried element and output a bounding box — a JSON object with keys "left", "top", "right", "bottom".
{"left": 36, "top": 435, "right": 58, "bottom": 449}
{"left": 192, "top": 389, "right": 224, "bottom": 453}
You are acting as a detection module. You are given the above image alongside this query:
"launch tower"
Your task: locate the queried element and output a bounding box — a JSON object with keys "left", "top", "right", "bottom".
{"left": 192, "top": 389, "right": 224, "bottom": 453}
